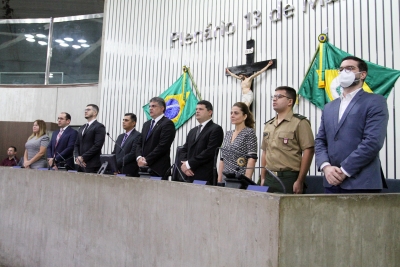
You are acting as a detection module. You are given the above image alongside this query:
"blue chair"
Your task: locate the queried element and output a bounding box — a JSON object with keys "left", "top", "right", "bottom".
{"left": 117, "top": 174, "right": 127, "bottom": 177}
{"left": 193, "top": 180, "right": 207, "bottom": 185}
{"left": 12, "top": 166, "right": 22, "bottom": 169}
{"left": 150, "top": 176, "right": 162, "bottom": 180}
{"left": 38, "top": 168, "right": 49, "bottom": 171}
{"left": 67, "top": 170, "right": 78, "bottom": 173}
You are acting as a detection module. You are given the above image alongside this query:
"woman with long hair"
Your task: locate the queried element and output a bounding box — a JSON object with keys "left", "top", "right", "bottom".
{"left": 218, "top": 102, "right": 258, "bottom": 183}
{"left": 24, "top": 120, "right": 50, "bottom": 169}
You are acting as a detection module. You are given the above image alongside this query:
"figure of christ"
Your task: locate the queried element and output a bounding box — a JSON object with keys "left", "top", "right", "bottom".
{"left": 226, "top": 60, "right": 274, "bottom": 107}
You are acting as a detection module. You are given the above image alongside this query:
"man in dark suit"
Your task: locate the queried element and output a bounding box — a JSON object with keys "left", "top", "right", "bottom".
{"left": 180, "top": 100, "right": 224, "bottom": 184}
{"left": 136, "top": 97, "right": 176, "bottom": 179}
{"left": 74, "top": 104, "right": 106, "bottom": 173}
{"left": 315, "top": 56, "right": 389, "bottom": 193}
{"left": 112, "top": 113, "right": 141, "bottom": 177}
{"left": 47, "top": 112, "right": 78, "bottom": 170}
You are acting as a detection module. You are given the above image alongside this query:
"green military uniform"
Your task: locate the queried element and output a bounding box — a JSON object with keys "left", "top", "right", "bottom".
{"left": 261, "top": 110, "right": 314, "bottom": 193}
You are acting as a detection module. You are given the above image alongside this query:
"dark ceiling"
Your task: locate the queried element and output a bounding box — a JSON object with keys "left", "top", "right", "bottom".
{"left": 2, "top": 0, "right": 105, "bottom": 19}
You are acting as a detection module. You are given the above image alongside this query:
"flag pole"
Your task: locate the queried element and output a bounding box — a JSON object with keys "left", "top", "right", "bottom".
{"left": 183, "top": 66, "right": 202, "bottom": 100}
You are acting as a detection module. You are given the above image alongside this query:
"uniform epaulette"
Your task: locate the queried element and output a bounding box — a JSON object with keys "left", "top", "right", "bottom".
{"left": 264, "top": 117, "right": 275, "bottom": 124}
{"left": 293, "top": 114, "right": 307, "bottom": 120}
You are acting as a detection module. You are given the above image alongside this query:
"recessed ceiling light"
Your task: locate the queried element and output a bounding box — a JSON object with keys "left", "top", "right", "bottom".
{"left": 81, "top": 44, "right": 90, "bottom": 48}
{"left": 78, "top": 39, "right": 87, "bottom": 43}
{"left": 36, "top": 34, "right": 47, "bottom": 38}
{"left": 26, "top": 38, "right": 35, "bottom": 42}
{"left": 64, "top": 37, "right": 74, "bottom": 42}
{"left": 72, "top": 45, "right": 81, "bottom": 49}
{"left": 38, "top": 41, "right": 47, "bottom": 46}
{"left": 60, "top": 43, "right": 69, "bottom": 47}
{"left": 25, "top": 34, "right": 35, "bottom": 38}
{"left": 55, "top": 39, "right": 65, "bottom": 43}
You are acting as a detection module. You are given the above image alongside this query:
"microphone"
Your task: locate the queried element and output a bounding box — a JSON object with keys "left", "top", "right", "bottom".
{"left": 107, "top": 132, "right": 125, "bottom": 175}
{"left": 56, "top": 152, "right": 75, "bottom": 171}
{"left": 213, "top": 147, "right": 258, "bottom": 186}
{"left": 214, "top": 147, "right": 286, "bottom": 193}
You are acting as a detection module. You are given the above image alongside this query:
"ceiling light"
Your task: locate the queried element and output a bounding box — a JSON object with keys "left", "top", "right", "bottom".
{"left": 55, "top": 39, "right": 65, "bottom": 43}
{"left": 38, "top": 41, "right": 47, "bottom": 46}
{"left": 36, "top": 34, "right": 47, "bottom": 38}
{"left": 72, "top": 45, "right": 81, "bottom": 49}
{"left": 25, "top": 34, "right": 35, "bottom": 38}
{"left": 64, "top": 37, "right": 74, "bottom": 42}
{"left": 81, "top": 44, "right": 90, "bottom": 48}
{"left": 26, "top": 38, "right": 35, "bottom": 42}
{"left": 60, "top": 43, "right": 69, "bottom": 47}
{"left": 78, "top": 39, "right": 87, "bottom": 43}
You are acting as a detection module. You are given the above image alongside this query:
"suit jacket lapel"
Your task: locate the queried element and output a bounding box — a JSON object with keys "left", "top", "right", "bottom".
{"left": 83, "top": 120, "right": 97, "bottom": 137}
{"left": 146, "top": 117, "right": 164, "bottom": 141}
{"left": 331, "top": 100, "right": 340, "bottom": 133}
{"left": 190, "top": 121, "right": 213, "bottom": 147}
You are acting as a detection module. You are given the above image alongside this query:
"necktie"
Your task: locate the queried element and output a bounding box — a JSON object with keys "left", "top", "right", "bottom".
{"left": 121, "top": 133, "right": 129, "bottom": 147}
{"left": 55, "top": 129, "right": 64, "bottom": 148}
{"left": 195, "top": 124, "right": 203, "bottom": 140}
{"left": 82, "top": 123, "right": 89, "bottom": 135}
{"left": 146, "top": 120, "right": 155, "bottom": 140}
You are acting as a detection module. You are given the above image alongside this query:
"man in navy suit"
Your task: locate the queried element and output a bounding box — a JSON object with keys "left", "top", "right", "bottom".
{"left": 74, "top": 104, "right": 106, "bottom": 173}
{"left": 136, "top": 97, "right": 176, "bottom": 179}
{"left": 315, "top": 56, "right": 389, "bottom": 193}
{"left": 112, "top": 113, "right": 142, "bottom": 177}
{"left": 180, "top": 100, "right": 224, "bottom": 184}
{"left": 47, "top": 112, "right": 78, "bottom": 170}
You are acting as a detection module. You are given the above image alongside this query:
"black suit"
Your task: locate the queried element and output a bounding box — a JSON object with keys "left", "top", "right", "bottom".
{"left": 136, "top": 116, "right": 176, "bottom": 178}
{"left": 180, "top": 120, "right": 224, "bottom": 183}
{"left": 47, "top": 126, "right": 78, "bottom": 170}
{"left": 74, "top": 120, "right": 106, "bottom": 173}
{"left": 112, "top": 129, "right": 142, "bottom": 177}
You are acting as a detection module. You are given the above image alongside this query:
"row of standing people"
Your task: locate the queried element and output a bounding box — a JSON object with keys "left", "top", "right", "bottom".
{"left": 9, "top": 56, "right": 388, "bottom": 194}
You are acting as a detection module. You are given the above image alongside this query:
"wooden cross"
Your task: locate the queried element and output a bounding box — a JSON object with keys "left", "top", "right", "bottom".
{"left": 226, "top": 39, "right": 277, "bottom": 76}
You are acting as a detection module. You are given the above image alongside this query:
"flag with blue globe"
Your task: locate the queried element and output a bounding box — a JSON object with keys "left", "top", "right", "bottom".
{"left": 143, "top": 72, "right": 199, "bottom": 129}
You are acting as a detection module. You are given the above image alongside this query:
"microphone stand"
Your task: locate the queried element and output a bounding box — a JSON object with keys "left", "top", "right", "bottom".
{"left": 107, "top": 132, "right": 125, "bottom": 175}
{"left": 75, "top": 155, "right": 86, "bottom": 172}
{"left": 49, "top": 154, "right": 57, "bottom": 170}
{"left": 56, "top": 152, "right": 76, "bottom": 171}
{"left": 12, "top": 156, "right": 18, "bottom": 166}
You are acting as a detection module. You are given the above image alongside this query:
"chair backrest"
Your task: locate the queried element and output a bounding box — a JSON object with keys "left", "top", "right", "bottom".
{"left": 150, "top": 176, "right": 162, "bottom": 180}
{"left": 193, "top": 180, "right": 207, "bottom": 185}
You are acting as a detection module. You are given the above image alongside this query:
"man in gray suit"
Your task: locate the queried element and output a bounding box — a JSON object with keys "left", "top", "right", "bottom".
{"left": 112, "top": 113, "right": 141, "bottom": 177}
{"left": 315, "top": 56, "right": 389, "bottom": 193}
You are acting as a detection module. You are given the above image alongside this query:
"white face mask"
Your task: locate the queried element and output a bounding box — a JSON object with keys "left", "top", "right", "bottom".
{"left": 339, "top": 71, "right": 361, "bottom": 88}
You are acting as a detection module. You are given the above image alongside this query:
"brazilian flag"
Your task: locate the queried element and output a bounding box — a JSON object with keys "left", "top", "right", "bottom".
{"left": 299, "top": 37, "right": 400, "bottom": 109}
{"left": 143, "top": 72, "right": 198, "bottom": 129}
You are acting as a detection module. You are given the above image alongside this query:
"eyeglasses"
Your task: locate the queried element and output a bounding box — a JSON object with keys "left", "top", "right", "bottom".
{"left": 337, "top": 66, "right": 357, "bottom": 73}
{"left": 271, "top": 94, "right": 291, "bottom": 100}
{"left": 84, "top": 108, "right": 92, "bottom": 112}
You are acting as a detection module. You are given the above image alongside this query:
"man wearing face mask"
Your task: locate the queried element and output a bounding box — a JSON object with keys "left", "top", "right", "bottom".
{"left": 315, "top": 56, "right": 389, "bottom": 193}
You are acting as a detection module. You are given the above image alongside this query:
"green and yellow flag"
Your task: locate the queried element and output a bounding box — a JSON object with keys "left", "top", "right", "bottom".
{"left": 143, "top": 71, "right": 199, "bottom": 129}
{"left": 299, "top": 36, "right": 400, "bottom": 109}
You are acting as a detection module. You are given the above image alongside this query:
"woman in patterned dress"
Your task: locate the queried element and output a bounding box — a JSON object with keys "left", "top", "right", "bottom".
{"left": 24, "top": 120, "right": 50, "bottom": 169}
{"left": 217, "top": 102, "right": 258, "bottom": 182}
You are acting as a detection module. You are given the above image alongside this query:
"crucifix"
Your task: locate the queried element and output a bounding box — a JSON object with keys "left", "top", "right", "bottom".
{"left": 226, "top": 39, "right": 276, "bottom": 107}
